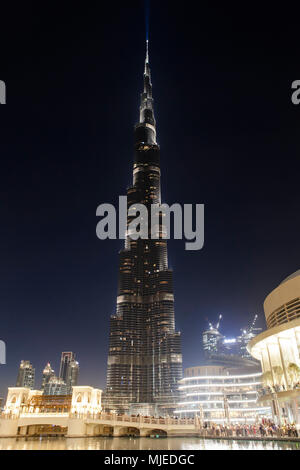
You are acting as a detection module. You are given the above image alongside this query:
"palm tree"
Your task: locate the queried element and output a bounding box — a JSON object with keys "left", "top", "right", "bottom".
{"left": 272, "top": 366, "right": 284, "bottom": 386}
{"left": 287, "top": 363, "right": 300, "bottom": 386}
{"left": 262, "top": 370, "right": 273, "bottom": 387}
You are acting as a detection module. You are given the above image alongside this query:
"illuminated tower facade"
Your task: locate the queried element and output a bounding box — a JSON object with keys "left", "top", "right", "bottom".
{"left": 59, "top": 352, "right": 79, "bottom": 393}
{"left": 41, "top": 362, "right": 55, "bottom": 392}
{"left": 16, "top": 360, "right": 35, "bottom": 389}
{"left": 105, "top": 41, "right": 182, "bottom": 415}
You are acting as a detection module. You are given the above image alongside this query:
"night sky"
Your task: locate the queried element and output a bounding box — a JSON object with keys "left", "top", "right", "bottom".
{"left": 0, "top": 1, "right": 299, "bottom": 399}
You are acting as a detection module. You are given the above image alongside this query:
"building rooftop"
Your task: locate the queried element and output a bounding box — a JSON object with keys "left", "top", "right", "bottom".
{"left": 280, "top": 270, "right": 300, "bottom": 284}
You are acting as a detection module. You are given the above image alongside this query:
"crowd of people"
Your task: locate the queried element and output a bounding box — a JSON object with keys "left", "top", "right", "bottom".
{"left": 199, "top": 419, "right": 299, "bottom": 439}
{"left": 260, "top": 382, "right": 300, "bottom": 396}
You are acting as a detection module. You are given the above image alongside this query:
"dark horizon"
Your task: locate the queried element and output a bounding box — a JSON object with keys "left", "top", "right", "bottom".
{"left": 0, "top": 2, "right": 299, "bottom": 399}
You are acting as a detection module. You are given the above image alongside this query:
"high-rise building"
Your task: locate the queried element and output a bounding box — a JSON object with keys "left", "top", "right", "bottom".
{"left": 16, "top": 360, "right": 35, "bottom": 389}
{"left": 68, "top": 359, "right": 79, "bottom": 391}
{"left": 236, "top": 324, "right": 262, "bottom": 360}
{"left": 43, "top": 376, "right": 68, "bottom": 396}
{"left": 105, "top": 41, "right": 182, "bottom": 416}
{"left": 59, "top": 352, "right": 74, "bottom": 381}
{"left": 202, "top": 315, "right": 261, "bottom": 368}
{"left": 202, "top": 327, "right": 224, "bottom": 357}
{"left": 41, "top": 362, "right": 55, "bottom": 392}
{"left": 59, "top": 352, "right": 79, "bottom": 393}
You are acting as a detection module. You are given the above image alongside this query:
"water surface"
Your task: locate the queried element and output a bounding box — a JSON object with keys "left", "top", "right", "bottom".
{"left": 0, "top": 436, "right": 299, "bottom": 450}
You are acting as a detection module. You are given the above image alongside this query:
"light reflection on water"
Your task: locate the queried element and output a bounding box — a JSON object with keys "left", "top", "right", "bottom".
{"left": 0, "top": 437, "right": 299, "bottom": 450}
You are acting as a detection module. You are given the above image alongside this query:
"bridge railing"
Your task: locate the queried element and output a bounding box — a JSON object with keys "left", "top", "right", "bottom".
{"left": 0, "top": 412, "right": 19, "bottom": 420}
{"left": 1, "top": 409, "right": 196, "bottom": 427}
{"left": 19, "top": 412, "right": 69, "bottom": 418}
{"left": 80, "top": 412, "right": 195, "bottom": 426}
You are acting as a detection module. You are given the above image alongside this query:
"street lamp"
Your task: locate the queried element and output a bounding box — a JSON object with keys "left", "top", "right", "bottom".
{"left": 198, "top": 403, "right": 204, "bottom": 430}
{"left": 272, "top": 392, "right": 281, "bottom": 426}
{"left": 223, "top": 394, "right": 230, "bottom": 426}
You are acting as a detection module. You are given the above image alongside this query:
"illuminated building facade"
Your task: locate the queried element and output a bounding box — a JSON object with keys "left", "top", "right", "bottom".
{"left": 44, "top": 376, "right": 68, "bottom": 396}
{"left": 41, "top": 362, "right": 55, "bottom": 392}
{"left": 16, "top": 361, "right": 35, "bottom": 390}
{"left": 0, "top": 386, "right": 102, "bottom": 437}
{"left": 248, "top": 271, "right": 300, "bottom": 427}
{"left": 176, "top": 365, "right": 271, "bottom": 424}
{"left": 59, "top": 352, "right": 79, "bottom": 393}
{"left": 202, "top": 328, "right": 224, "bottom": 357}
{"left": 202, "top": 316, "right": 261, "bottom": 368}
{"left": 105, "top": 41, "right": 182, "bottom": 415}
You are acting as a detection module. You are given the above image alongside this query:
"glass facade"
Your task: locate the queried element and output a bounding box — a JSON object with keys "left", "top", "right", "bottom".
{"left": 105, "top": 42, "right": 182, "bottom": 415}
{"left": 16, "top": 361, "right": 35, "bottom": 390}
{"left": 176, "top": 366, "right": 271, "bottom": 424}
{"left": 59, "top": 352, "right": 79, "bottom": 394}
{"left": 41, "top": 363, "right": 55, "bottom": 392}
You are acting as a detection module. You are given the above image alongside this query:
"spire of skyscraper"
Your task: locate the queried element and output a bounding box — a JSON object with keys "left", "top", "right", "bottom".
{"left": 140, "top": 40, "right": 156, "bottom": 135}
{"left": 105, "top": 36, "right": 182, "bottom": 416}
{"left": 145, "top": 39, "right": 149, "bottom": 65}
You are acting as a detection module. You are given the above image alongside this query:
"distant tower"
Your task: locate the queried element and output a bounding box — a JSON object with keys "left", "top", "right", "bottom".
{"left": 59, "top": 352, "right": 79, "bottom": 393}
{"left": 202, "top": 314, "right": 261, "bottom": 368}
{"left": 202, "top": 315, "right": 224, "bottom": 358}
{"left": 44, "top": 376, "right": 68, "bottom": 396}
{"left": 68, "top": 359, "right": 79, "bottom": 391}
{"left": 41, "top": 362, "right": 55, "bottom": 392}
{"left": 202, "top": 328, "right": 224, "bottom": 357}
{"left": 16, "top": 360, "right": 35, "bottom": 389}
{"left": 237, "top": 314, "right": 262, "bottom": 359}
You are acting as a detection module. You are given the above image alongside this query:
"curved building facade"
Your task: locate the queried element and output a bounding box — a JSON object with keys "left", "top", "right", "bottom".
{"left": 264, "top": 270, "right": 300, "bottom": 329}
{"left": 248, "top": 271, "right": 300, "bottom": 427}
{"left": 175, "top": 365, "right": 271, "bottom": 424}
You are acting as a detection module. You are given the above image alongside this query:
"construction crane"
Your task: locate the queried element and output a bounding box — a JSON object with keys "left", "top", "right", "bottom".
{"left": 250, "top": 314, "right": 261, "bottom": 333}
{"left": 241, "top": 314, "right": 261, "bottom": 336}
{"left": 203, "top": 314, "right": 224, "bottom": 357}
{"left": 238, "top": 314, "right": 262, "bottom": 360}
{"left": 209, "top": 314, "right": 222, "bottom": 331}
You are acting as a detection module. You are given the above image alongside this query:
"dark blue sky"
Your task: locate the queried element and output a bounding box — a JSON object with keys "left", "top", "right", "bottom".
{"left": 0, "top": 1, "right": 299, "bottom": 399}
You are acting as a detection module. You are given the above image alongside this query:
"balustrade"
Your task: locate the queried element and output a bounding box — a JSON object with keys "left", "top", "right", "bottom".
{"left": 1, "top": 409, "right": 196, "bottom": 428}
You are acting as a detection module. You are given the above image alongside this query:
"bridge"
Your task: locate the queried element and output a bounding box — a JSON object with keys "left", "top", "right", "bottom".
{"left": 0, "top": 411, "right": 198, "bottom": 438}
{"left": 75, "top": 413, "right": 197, "bottom": 437}
{"left": 0, "top": 386, "right": 199, "bottom": 437}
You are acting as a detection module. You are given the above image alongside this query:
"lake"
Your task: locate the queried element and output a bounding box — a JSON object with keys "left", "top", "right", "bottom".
{"left": 0, "top": 436, "right": 299, "bottom": 450}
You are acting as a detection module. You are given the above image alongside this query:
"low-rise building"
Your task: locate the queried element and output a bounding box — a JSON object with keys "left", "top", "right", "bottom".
{"left": 176, "top": 365, "right": 271, "bottom": 424}
{"left": 0, "top": 386, "right": 102, "bottom": 437}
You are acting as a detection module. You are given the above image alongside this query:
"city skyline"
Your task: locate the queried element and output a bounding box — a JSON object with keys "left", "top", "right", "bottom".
{"left": 0, "top": 2, "right": 299, "bottom": 403}
{"left": 11, "top": 351, "right": 79, "bottom": 394}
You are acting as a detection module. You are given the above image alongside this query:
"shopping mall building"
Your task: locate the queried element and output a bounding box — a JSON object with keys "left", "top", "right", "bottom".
{"left": 248, "top": 270, "right": 300, "bottom": 427}
{"left": 175, "top": 365, "right": 271, "bottom": 424}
